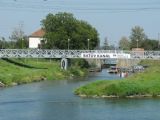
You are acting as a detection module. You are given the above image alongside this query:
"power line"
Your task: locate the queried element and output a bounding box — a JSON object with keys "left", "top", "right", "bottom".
{"left": 1, "top": 6, "right": 160, "bottom": 13}
{"left": 1, "top": 1, "right": 160, "bottom": 13}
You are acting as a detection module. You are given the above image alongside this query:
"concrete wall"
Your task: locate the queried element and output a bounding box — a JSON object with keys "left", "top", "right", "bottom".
{"left": 86, "top": 59, "right": 102, "bottom": 69}
{"left": 86, "top": 58, "right": 140, "bottom": 69}
{"left": 117, "top": 59, "right": 140, "bottom": 68}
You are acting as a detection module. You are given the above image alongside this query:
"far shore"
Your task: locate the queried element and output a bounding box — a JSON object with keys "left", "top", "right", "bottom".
{"left": 78, "top": 94, "right": 160, "bottom": 99}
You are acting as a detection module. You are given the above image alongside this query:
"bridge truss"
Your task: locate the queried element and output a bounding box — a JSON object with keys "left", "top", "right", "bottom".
{"left": 0, "top": 49, "right": 160, "bottom": 60}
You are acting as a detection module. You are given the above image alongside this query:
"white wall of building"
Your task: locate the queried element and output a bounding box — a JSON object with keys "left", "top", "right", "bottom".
{"left": 29, "top": 37, "right": 42, "bottom": 48}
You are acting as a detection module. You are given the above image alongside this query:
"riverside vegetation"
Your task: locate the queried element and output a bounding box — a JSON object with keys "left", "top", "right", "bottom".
{"left": 0, "top": 58, "right": 88, "bottom": 87}
{"left": 75, "top": 60, "right": 160, "bottom": 98}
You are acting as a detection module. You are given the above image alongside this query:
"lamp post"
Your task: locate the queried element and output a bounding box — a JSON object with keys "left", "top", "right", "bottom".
{"left": 68, "top": 38, "right": 70, "bottom": 50}
{"left": 87, "top": 39, "right": 90, "bottom": 50}
{"left": 136, "top": 39, "right": 139, "bottom": 48}
{"left": 22, "top": 38, "right": 24, "bottom": 49}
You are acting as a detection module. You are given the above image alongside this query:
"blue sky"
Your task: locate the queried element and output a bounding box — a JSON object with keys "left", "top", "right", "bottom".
{"left": 0, "top": 0, "right": 160, "bottom": 46}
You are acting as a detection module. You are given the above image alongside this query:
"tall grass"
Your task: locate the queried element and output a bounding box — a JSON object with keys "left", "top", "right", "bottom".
{"left": 0, "top": 58, "right": 87, "bottom": 86}
{"left": 75, "top": 60, "right": 160, "bottom": 98}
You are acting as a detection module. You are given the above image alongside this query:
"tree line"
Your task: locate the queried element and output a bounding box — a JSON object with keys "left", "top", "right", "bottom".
{"left": 118, "top": 26, "right": 160, "bottom": 50}
{"left": 102, "top": 26, "right": 160, "bottom": 51}
{"left": 1, "top": 12, "right": 99, "bottom": 50}
{"left": 0, "top": 12, "right": 160, "bottom": 51}
{"left": 0, "top": 23, "right": 28, "bottom": 49}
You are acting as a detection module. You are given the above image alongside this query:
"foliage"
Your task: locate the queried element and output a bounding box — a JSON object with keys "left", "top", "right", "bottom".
{"left": 75, "top": 60, "right": 160, "bottom": 98}
{"left": 100, "top": 37, "right": 116, "bottom": 50}
{"left": 119, "top": 36, "right": 130, "bottom": 50}
{"left": 102, "top": 37, "right": 110, "bottom": 50}
{"left": 0, "top": 38, "right": 28, "bottom": 49}
{"left": 70, "top": 59, "right": 89, "bottom": 68}
{"left": 130, "top": 26, "right": 147, "bottom": 49}
{"left": 10, "top": 23, "right": 24, "bottom": 41}
{"left": 67, "top": 58, "right": 89, "bottom": 77}
{"left": 15, "top": 36, "right": 28, "bottom": 48}
{"left": 7, "top": 23, "right": 28, "bottom": 49}
{"left": 142, "top": 39, "right": 159, "bottom": 50}
{"left": 0, "top": 39, "right": 7, "bottom": 49}
{"left": 41, "top": 12, "right": 99, "bottom": 49}
{"left": 0, "top": 37, "right": 13, "bottom": 49}
{"left": 69, "top": 66, "right": 87, "bottom": 77}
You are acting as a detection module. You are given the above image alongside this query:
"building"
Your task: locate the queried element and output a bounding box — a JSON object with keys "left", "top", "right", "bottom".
{"left": 29, "top": 28, "right": 45, "bottom": 48}
{"left": 132, "top": 48, "right": 144, "bottom": 58}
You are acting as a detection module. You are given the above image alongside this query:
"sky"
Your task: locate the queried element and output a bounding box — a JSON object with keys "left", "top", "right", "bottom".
{"left": 0, "top": 0, "right": 160, "bottom": 46}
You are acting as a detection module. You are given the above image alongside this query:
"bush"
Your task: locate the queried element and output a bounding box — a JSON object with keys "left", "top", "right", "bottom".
{"left": 70, "top": 59, "right": 89, "bottom": 68}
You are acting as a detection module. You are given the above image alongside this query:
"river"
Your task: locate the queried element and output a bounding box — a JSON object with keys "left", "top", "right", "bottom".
{"left": 0, "top": 69, "right": 160, "bottom": 120}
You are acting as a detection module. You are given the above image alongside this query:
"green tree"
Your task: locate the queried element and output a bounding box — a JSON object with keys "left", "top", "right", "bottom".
{"left": 119, "top": 36, "right": 130, "bottom": 50}
{"left": 102, "top": 37, "right": 109, "bottom": 50}
{"left": 142, "top": 39, "right": 159, "bottom": 50}
{"left": 0, "top": 37, "right": 5, "bottom": 49}
{"left": 41, "top": 12, "right": 99, "bottom": 49}
{"left": 130, "top": 26, "right": 147, "bottom": 49}
{"left": 0, "top": 37, "right": 14, "bottom": 49}
{"left": 15, "top": 36, "right": 28, "bottom": 49}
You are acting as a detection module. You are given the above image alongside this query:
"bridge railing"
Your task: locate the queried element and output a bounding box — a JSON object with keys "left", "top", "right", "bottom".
{"left": 129, "top": 50, "right": 160, "bottom": 60}
{"left": 0, "top": 49, "right": 160, "bottom": 59}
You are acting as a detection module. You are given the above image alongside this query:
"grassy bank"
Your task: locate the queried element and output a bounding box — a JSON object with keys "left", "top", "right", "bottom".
{"left": 75, "top": 60, "right": 160, "bottom": 98}
{"left": 0, "top": 58, "right": 87, "bottom": 87}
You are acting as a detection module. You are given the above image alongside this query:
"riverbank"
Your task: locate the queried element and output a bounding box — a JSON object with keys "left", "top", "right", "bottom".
{"left": 0, "top": 58, "right": 87, "bottom": 87}
{"left": 75, "top": 60, "right": 160, "bottom": 98}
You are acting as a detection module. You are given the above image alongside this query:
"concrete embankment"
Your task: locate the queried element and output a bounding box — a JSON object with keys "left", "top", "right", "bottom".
{"left": 116, "top": 59, "right": 140, "bottom": 68}
{"left": 86, "top": 59, "right": 102, "bottom": 71}
{"left": 86, "top": 58, "right": 140, "bottom": 69}
{"left": 0, "top": 82, "right": 5, "bottom": 87}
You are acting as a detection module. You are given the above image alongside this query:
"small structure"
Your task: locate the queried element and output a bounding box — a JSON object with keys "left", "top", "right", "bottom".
{"left": 61, "top": 58, "right": 68, "bottom": 70}
{"left": 29, "top": 28, "right": 45, "bottom": 48}
{"left": 132, "top": 48, "right": 144, "bottom": 58}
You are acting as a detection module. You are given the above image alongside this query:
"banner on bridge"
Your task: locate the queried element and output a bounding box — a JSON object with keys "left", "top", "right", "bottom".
{"left": 81, "top": 53, "right": 131, "bottom": 59}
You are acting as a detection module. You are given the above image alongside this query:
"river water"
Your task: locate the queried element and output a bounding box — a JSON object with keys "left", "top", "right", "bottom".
{"left": 0, "top": 69, "right": 160, "bottom": 120}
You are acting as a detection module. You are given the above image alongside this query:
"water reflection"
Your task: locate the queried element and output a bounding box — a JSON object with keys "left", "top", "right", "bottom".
{"left": 0, "top": 69, "right": 160, "bottom": 120}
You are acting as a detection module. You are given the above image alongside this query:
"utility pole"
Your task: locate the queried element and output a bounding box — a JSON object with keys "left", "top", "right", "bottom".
{"left": 158, "top": 33, "right": 160, "bottom": 49}
{"left": 136, "top": 39, "right": 139, "bottom": 48}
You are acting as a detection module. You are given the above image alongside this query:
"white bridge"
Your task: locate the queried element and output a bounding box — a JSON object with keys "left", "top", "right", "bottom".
{"left": 0, "top": 49, "right": 160, "bottom": 60}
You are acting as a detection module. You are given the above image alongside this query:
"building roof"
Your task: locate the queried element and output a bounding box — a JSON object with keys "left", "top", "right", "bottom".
{"left": 30, "top": 28, "right": 45, "bottom": 37}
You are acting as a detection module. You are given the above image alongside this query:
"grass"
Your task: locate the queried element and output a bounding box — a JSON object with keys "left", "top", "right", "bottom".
{"left": 0, "top": 58, "right": 87, "bottom": 86}
{"left": 75, "top": 60, "right": 160, "bottom": 98}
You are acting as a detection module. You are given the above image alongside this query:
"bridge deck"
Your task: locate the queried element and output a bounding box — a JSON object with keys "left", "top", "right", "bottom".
{"left": 0, "top": 49, "right": 160, "bottom": 59}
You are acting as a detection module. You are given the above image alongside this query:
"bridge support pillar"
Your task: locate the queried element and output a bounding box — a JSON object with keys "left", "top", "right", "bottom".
{"left": 61, "top": 58, "right": 68, "bottom": 70}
